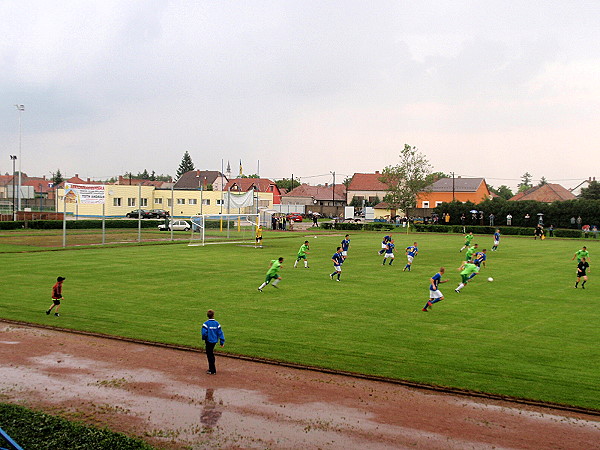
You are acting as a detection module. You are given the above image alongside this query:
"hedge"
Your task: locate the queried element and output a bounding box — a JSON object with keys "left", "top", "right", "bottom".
{"left": 0, "top": 403, "right": 153, "bottom": 450}
{"left": 0, "top": 220, "right": 163, "bottom": 230}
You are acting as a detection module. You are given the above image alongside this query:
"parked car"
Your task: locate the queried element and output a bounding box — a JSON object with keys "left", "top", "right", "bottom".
{"left": 158, "top": 220, "right": 191, "bottom": 231}
{"left": 286, "top": 213, "right": 303, "bottom": 222}
{"left": 126, "top": 209, "right": 153, "bottom": 219}
{"left": 149, "top": 209, "right": 170, "bottom": 219}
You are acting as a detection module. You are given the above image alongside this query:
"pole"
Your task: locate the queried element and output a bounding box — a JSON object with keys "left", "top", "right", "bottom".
{"left": 10, "top": 156, "right": 17, "bottom": 221}
{"left": 220, "top": 159, "right": 224, "bottom": 214}
{"left": 102, "top": 203, "right": 106, "bottom": 245}
{"left": 15, "top": 105, "right": 24, "bottom": 212}
{"left": 170, "top": 183, "right": 174, "bottom": 241}
{"left": 138, "top": 184, "right": 142, "bottom": 242}
{"left": 39, "top": 184, "right": 42, "bottom": 212}
{"left": 62, "top": 194, "right": 67, "bottom": 248}
{"left": 452, "top": 172, "right": 455, "bottom": 202}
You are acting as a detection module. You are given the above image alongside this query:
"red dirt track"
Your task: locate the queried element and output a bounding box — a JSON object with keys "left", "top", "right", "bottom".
{"left": 1, "top": 322, "right": 599, "bottom": 449}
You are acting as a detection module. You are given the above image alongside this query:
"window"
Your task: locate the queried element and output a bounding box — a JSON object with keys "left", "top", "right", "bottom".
{"left": 113, "top": 198, "right": 122, "bottom": 207}
{"left": 128, "top": 198, "right": 136, "bottom": 207}
{"left": 202, "top": 199, "right": 210, "bottom": 205}
{"left": 167, "top": 199, "right": 172, "bottom": 207}
{"left": 422, "top": 201, "right": 430, "bottom": 208}
{"left": 141, "top": 198, "right": 148, "bottom": 207}
{"left": 435, "top": 201, "right": 443, "bottom": 207}
{"left": 177, "top": 198, "right": 185, "bottom": 205}
{"left": 189, "top": 199, "right": 197, "bottom": 205}
{"left": 216, "top": 199, "right": 223, "bottom": 205}
{"left": 154, "top": 198, "right": 163, "bottom": 205}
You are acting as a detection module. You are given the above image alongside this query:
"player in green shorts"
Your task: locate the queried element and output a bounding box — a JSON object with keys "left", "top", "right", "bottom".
{"left": 258, "top": 257, "right": 284, "bottom": 291}
{"left": 294, "top": 241, "right": 310, "bottom": 268}
{"left": 464, "top": 243, "right": 479, "bottom": 261}
{"left": 460, "top": 232, "right": 474, "bottom": 252}
{"left": 572, "top": 246, "right": 590, "bottom": 263}
{"left": 455, "top": 261, "right": 479, "bottom": 293}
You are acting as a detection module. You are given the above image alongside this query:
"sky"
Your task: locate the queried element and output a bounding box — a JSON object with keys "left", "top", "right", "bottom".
{"left": 1, "top": 0, "right": 599, "bottom": 190}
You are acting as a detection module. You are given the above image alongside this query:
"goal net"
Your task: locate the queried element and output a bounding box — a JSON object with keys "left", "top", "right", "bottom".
{"left": 189, "top": 214, "right": 260, "bottom": 246}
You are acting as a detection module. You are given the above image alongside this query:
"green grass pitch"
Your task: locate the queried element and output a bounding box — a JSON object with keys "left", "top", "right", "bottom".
{"left": 2, "top": 230, "right": 599, "bottom": 410}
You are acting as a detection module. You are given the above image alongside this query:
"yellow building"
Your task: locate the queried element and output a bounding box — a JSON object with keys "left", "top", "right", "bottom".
{"left": 56, "top": 184, "right": 274, "bottom": 218}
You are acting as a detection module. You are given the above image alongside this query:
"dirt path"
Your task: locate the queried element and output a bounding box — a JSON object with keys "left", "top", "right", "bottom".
{"left": 1, "top": 323, "right": 599, "bottom": 449}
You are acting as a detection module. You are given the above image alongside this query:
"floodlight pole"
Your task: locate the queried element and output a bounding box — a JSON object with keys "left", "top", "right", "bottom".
{"left": 15, "top": 104, "right": 24, "bottom": 212}
{"left": 10, "top": 155, "right": 17, "bottom": 220}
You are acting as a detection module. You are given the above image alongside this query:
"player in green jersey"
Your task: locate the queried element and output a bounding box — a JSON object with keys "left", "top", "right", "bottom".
{"left": 460, "top": 232, "right": 474, "bottom": 252}
{"left": 464, "top": 243, "right": 479, "bottom": 262}
{"left": 572, "top": 246, "right": 590, "bottom": 263}
{"left": 258, "top": 257, "right": 284, "bottom": 292}
{"left": 454, "top": 261, "right": 479, "bottom": 293}
{"left": 294, "top": 241, "right": 310, "bottom": 268}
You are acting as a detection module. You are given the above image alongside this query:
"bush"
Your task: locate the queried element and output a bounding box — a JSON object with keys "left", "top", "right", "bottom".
{"left": 0, "top": 403, "right": 152, "bottom": 450}
{"left": 0, "top": 220, "right": 163, "bottom": 230}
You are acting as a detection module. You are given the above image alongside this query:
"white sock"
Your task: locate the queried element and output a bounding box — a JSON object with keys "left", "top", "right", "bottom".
{"left": 456, "top": 283, "right": 464, "bottom": 291}
{"left": 304, "top": 261, "right": 308, "bottom": 268}
{"left": 294, "top": 261, "right": 298, "bottom": 268}
{"left": 272, "top": 279, "right": 280, "bottom": 286}
{"left": 259, "top": 282, "right": 267, "bottom": 289}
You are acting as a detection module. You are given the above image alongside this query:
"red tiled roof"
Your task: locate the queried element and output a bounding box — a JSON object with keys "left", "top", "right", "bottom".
{"left": 283, "top": 184, "right": 346, "bottom": 201}
{"left": 347, "top": 173, "right": 388, "bottom": 191}
{"left": 225, "top": 178, "right": 280, "bottom": 193}
{"left": 509, "top": 184, "right": 575, "bottom": 202}
{"left": 174, "top": 170, "right": 226, "bottom": 189}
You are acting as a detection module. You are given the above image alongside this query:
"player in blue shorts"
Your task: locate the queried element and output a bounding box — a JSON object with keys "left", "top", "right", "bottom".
{"left": 404, "top": 242, "right": 418, "bottom": 271}
{"left": 468, "top": 249, "right": 487, "bottom": 280}
{"left": 422, "top": 267, "right": 448, "bottom": 311}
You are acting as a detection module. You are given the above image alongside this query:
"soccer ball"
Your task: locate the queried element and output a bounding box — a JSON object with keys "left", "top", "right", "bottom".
{"left": 487, "top": 277, "right": 494, "bottom": 282}
{"left": 314, "top": 236, "right": 317, "bottom": 238}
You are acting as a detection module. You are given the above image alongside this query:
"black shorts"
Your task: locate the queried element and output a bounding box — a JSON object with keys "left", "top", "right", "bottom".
{"left": 52, "top": 298, "right": 61, "bottom": 305}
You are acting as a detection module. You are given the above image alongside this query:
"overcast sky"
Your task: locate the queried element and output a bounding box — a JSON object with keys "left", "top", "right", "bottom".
{"left": 2, "top": 1, "right": 599, "bottom": 189}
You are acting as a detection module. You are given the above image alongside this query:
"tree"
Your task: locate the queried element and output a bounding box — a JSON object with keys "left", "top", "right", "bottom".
{"left": 518, "top": 172, "right": 533, "bottom": 192}
{"left": 538, "top": 176, "right": 548, "bottom": 186}
{"left": 240, "top": 174, "right": 260, "bottom": 178}
{"left": 51, "top": 169, "right": 64, "bottom": 186}
{"left": 379, "top": 144, "right": 431, "bottom": 212}
{"left": 342, "top": 176, "right": 353, "bottom": 188}
{"left": 424, "top": 171, "right": 449, "bottom": 185}
{"left": 579, "top": 180, "right": 600, "bottom": 200}
{"left": 489, "top": 184, "right": 514, "bottom": 200}
{"left": 276, "top": 178, "right": 301, "bottom": 192}
{"left": 138, "top": 169, "right": 150, "bottom": 180}
{"left": 176, "top": 151, "right": 195, "bottom": 181}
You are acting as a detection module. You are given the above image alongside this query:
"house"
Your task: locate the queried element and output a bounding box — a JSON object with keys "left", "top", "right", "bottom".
{"left": 416, "top": 177, "right": 491, "bottom": 208}
{"left": 224, "top": 178, "right": 282, "bottom": 204}
{"left": 570, "top": 177, "right": 597, "bottom": 197}
{"left": 282, "top": 183, "right": 346, "bottom": 207}
{"left": 346, "top": 172, "right": 389, "bottom": 206}
{"left": 509, "top": 184, "right": 576, "bottom": 202}
{"left": 173, "top": 170, "right": 227, "bottom": 191}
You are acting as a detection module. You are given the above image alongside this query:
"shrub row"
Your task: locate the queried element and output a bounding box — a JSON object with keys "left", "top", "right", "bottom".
{"left": 0, "top": 220, "right": 163, "bottom": 230}
{"left": 0, "top": 403, "right": 152, "bottom": 450}
{"left": 324, "top": 222, "right": 590, "bottom": 238}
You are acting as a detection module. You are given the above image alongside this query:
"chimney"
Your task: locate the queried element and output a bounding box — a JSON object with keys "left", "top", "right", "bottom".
{"left": 87, "top": 178, "right": 91, "bottom": 183}
{"left": 375, "top": 171, "right": 380, "bottom": 174}
{"left": 325, "top": 183, "right": 328, "bottom": 187}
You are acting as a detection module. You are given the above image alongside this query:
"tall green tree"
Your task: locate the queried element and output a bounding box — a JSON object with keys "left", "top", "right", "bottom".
{"left": 579, "top": 180, "right": 600, "bottom": 200}
{"left": 51, "top": 169, "right": 64, "bottom": 186}
{"left": 276, "top": 178, "right": 301, "bottom": 191}
{"left": 379, "top": 144, "right": 431, "bottom": 212}
{"left": 489, "top": 184, "right": 514, "bottom": 200}
{"left": 176, "top": 151, "right": 195, "bottom": 180}
{"left": 518, "top": 172, "right": 533, "bottom": 192}
{"left": 538, "top": 176, "right": 548, "bottom": 186}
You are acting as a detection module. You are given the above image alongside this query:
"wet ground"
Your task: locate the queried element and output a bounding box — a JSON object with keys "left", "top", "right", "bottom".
{"left": 1, "top": 323, "right": 599, "bottom": 449}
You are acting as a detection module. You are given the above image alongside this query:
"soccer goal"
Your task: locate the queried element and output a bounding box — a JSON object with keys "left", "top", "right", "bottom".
{"left": 189, "top": 213, "right": 260, "bottom": 246}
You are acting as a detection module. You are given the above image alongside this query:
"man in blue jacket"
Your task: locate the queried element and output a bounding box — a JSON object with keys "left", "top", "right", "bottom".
{"left": 201, "top": 309, "right": 225, "bottom": 375}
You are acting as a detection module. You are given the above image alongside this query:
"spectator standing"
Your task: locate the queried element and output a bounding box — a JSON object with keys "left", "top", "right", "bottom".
{"left": 577, "top": 216, "right": 582, "bottom": 229}
{"left": 506, "top": 214, "right": 512, "bottom": 226}
{"left": 489, "top": 213, "right": 495, "bottom": 226}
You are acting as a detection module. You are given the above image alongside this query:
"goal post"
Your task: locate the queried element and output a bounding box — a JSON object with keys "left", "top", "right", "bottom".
{"left": 189, "top": 213, "right": 260, "bottom": 246}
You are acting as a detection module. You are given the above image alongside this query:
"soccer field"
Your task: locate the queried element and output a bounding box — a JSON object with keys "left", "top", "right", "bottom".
{"left": 2, "top": 230, "right": 599, "bottom": 410}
